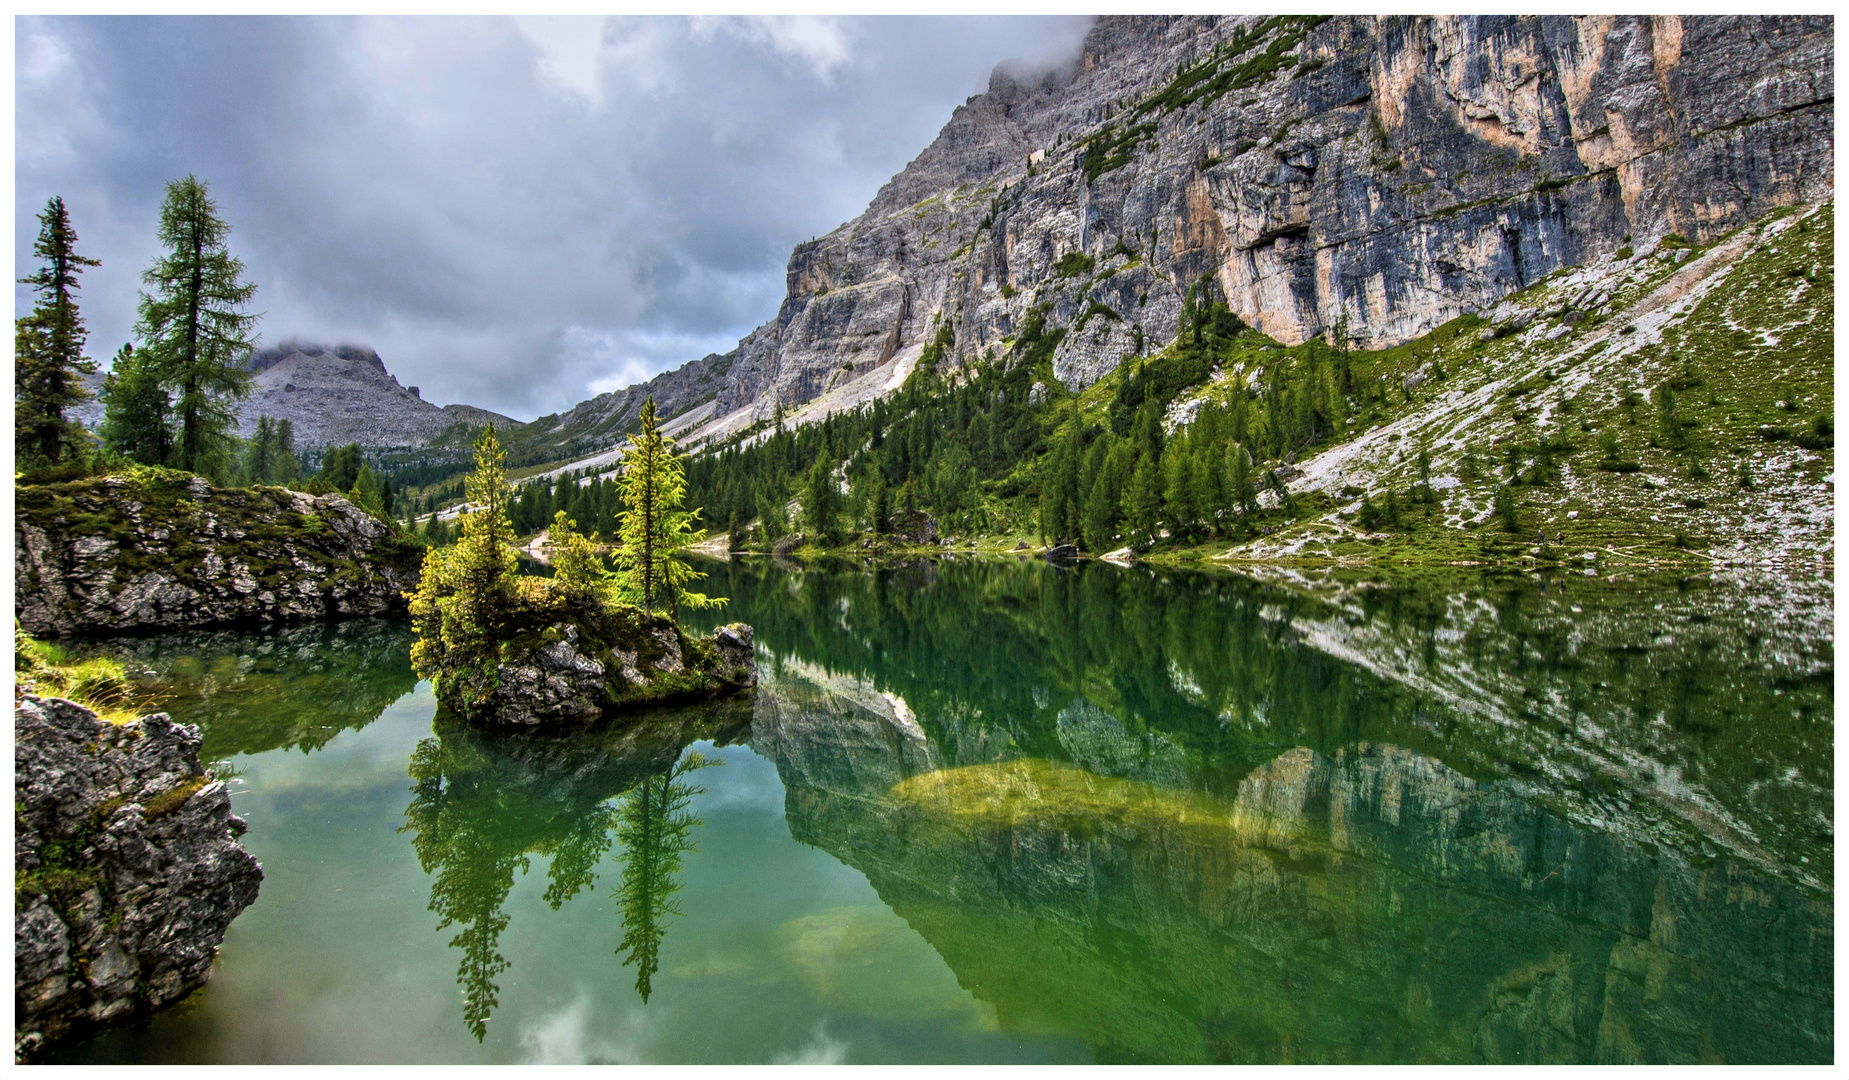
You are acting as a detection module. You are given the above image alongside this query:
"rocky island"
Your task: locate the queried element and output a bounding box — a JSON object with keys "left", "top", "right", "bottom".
{"left": 409, "top": 418, "right": 755, "bottom": 727}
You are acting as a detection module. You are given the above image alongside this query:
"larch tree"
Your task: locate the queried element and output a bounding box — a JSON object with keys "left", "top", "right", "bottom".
{"left": 614, "top": 397, "right": 722, "bottom": 618}
{"left": 135, "top": 175, "right": 259, "bottom": 476}
{"left": 408, "top": 426, "right": 520, "bottom": 707}
{"left": 16, "top": 196, "right": 102, "bottom": 470}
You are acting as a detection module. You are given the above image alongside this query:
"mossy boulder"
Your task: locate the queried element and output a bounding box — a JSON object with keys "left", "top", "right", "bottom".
{"left": 15, "top": 470, "right": 424, "bottom": 636}
{"left": 429, "top": 603, "right": 757, "bottom": 726}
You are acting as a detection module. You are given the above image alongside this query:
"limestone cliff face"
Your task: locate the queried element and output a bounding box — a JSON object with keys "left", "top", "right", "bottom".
{"left": 667, "top": 14, "right": 1830, "bottom": 440}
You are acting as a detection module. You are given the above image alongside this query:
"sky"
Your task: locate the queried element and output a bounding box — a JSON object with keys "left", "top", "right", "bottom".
{"left": 15, "top": 15, "right": 1091, "bottom": 421}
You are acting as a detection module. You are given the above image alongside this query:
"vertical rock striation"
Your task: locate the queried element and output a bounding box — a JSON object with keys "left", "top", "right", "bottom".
{"left": 657, "top": 14, "right": 1829, "bottom": 442}
{"left": 14, "top": 697, "right": 263, "bottom": 1062}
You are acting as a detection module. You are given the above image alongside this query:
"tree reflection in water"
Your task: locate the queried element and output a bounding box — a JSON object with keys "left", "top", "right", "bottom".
{"left": 613, "top": 752, "right": 715, "bottom": 1003}
{"left": 400, "top": 701, "right": 747, "bottom": 1039}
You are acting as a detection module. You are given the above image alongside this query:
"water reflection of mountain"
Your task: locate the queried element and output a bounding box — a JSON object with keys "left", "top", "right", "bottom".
{"left": 699, "top": 558, "right": 1832, "bottom": 887}
{"left": 748, "top": 665, "right": 1832, "bottom": 1064}
{"left": 400, "top": 698, "right": 752, "bottom": 1039}
{"left": 88, "top": 619, "right": 420, "bottom": 759}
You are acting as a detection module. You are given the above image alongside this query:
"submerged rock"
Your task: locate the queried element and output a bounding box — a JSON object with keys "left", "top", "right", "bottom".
{"left": 16, "top": 471, "right": 424, "bottom": 637}
{"left": 13, "top": 696, "right": 263, "bottom": 1062}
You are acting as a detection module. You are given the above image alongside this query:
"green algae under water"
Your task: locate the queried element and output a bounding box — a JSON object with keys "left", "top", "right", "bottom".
{"left": 57, "top": 558, "right": 1832, "bottom": 1063}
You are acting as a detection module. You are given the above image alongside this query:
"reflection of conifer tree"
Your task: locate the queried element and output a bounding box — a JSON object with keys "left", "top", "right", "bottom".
{"left": 402, "top": 730, "right": 620, "bottom": 1041}
{"left": 540, "top": 804, "right": 615, "bottom": 910}
{"left": 614, "top": 751, "right": 714, "bottom": 1003}
{"left": 403, "top": 737, "right": 520, "bottom": 1042}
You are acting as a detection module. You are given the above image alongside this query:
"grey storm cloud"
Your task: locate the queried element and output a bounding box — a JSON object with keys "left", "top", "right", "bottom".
{"left": 15, "top": 15, "right": 1091, "bottom": 420}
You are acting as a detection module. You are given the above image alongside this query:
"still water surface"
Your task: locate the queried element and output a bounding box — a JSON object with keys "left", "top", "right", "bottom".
{"left": 62, "top": 558, "right": 1832, "bottom": 1063}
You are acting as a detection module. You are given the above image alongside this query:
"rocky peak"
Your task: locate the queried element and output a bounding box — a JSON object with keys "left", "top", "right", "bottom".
{"left": 247, "top": 341, "right": 388, "bottom": 376}
{"left": 232, "top": 341, "right": 516, "bottom": 449}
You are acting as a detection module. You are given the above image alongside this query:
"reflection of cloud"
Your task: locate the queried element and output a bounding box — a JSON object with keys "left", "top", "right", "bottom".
{"left": 777, "top": 905, "right": 994, "bottom": 1030}
{"left": 772, "top": 1021, "right": 848, "bottom": 1065}
{"left": 682, "top": 741, "right": 788, "bottom": 815}
{"left": 519, "top": 991, "right": 658, "bottom": 1064}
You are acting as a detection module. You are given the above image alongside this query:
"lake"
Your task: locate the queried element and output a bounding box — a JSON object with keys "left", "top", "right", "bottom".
{"left": 57, "top": 557, "right": 1833, "bottom": 1063}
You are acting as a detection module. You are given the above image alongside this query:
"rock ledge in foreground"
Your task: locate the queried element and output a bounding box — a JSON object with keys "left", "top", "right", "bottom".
{"left": 14, "top": 696, "right": 263, "bottom": 1062}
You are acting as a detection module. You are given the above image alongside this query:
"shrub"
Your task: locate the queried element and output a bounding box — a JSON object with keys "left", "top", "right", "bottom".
{"left": 1053, "top": 251, "right": 1096, "bottom": 279}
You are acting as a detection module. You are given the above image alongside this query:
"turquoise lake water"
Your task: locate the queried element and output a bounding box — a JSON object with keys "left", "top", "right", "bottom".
{"left": 59, "top": 558, "right": 1833, "bottom": 1063}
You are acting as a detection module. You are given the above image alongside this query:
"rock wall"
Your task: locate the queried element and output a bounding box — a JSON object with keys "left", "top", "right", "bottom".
{"left": 660, "top": 14, "right": 1830, "bottom": 438}
{"left": 15, "top": 472, "right": 424, "bottom": 637}
{"left": 14, "top": 697, "right": 263, "bottom": 1062}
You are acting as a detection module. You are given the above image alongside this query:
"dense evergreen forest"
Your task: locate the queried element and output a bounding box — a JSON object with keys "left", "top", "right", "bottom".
{"left": 675, "top": 283, "right": 1421, "bottom": 552}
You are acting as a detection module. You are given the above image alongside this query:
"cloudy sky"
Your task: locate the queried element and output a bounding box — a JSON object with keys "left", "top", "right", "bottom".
{"left": 15, "top": 15, "right": 1090, "bottom": 420}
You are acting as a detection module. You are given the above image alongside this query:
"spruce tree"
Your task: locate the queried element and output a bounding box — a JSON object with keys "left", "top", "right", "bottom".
{"left": 803, "top": 456, "right": 838, "bottom": 542}
{"left": 98, "top": 343, "right": 174, "bottom": 466}
{"left": 16, "top": 196, "right": 102, "bottom": 470}
{"left": 135, "top": 175, "right": 259, "bottom": 476}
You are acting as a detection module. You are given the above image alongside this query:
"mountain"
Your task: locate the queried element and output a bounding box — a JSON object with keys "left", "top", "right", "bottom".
{"left": 68, "top": 342, "right": 520, "bottom": 451}
{"left": 564, "top": 14, "right": 1828, "bottom": 451}
{"left": 232, "top": 342, "right": 517, "bottom": 449}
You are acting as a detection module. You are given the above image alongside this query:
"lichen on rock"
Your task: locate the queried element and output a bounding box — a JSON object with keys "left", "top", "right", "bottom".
{"left": 13, "top": 695, "right": 263, "bottom": 1062}
{"left": 424, "top": 604, "right": 758, "bottom": 727}
{"left": 15, "top": 469, "right": 424, "bottom": 637}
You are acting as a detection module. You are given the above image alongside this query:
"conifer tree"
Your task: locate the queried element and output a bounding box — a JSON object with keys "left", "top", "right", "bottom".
{"left": 135, "top": 175, "right": 259, "bottom": 476}
{"left": 615, "top": 397, "right": 721, "bottom": 617}
{"left": 1227, "top": 441, "right": 1257, "bottom": 516}
{"left": 99, "top": 343, "right": 174, "bottom": 466}
{"left": 243, "top": 416, "right": 277, "bottom": 483}
{"left": 408, "top": 427, "right": 520, "bottom": 704}
{"left": 803, "top": 456, "right": 838, "bottom": 542}
{"left": 548, "top": 510, "right": 612, "bottom": 608}
{"left": 351, "top": 463, "right": 389, "bottom": 518}
{"left": 16, "top": 196, "right": 102, "bottom": 469}
{"left": 1124, "top": 454, "right": 1163, "bottom": 548}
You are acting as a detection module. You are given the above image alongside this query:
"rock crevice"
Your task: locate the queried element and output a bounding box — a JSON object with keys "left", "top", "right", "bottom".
{"left": 14, "top": 696, "right": 263, "bottom": 1062}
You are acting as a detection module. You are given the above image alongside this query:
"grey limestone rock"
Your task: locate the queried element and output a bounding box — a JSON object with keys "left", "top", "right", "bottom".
{"left": 656, "top": 15, "right": 1829, "bottom": 435}
{"left": 14, "top": 697, "right": 263, "bottom": 1062}
{"left": 15, "top": 473, "right": 424, "bottom": 637}
{"left": 454, "top": 617, "right": 758, "bottom": 728}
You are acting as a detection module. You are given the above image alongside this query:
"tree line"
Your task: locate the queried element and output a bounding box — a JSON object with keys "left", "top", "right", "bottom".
{"left": 680, "top": 282, "right": 1413, "bottom": 551}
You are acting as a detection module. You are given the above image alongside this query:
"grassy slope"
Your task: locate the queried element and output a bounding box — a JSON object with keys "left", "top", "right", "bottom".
{"left": 1053, "top": 200, "right": 1832, "bottom": 569}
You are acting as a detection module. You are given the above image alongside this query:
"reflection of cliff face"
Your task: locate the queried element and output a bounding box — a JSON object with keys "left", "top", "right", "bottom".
{"left": 89, "top": 619, "right": 420, "bottom": 759}
{"left": 702, "top": 558, "right": 1833, "bottom": 889}
{"left": 749, "top": 670, "right": 1832, "bottom": 1064}
{"left": 401, "top": 698, "right": 752, "bottom": 1039}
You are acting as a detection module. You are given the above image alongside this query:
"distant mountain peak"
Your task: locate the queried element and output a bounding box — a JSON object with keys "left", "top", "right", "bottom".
{"left": 248, "top": 341, "right": 387, "bottom": 376}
